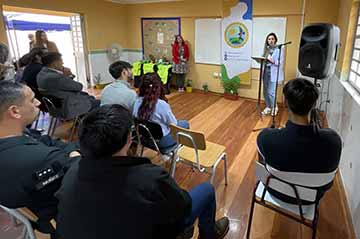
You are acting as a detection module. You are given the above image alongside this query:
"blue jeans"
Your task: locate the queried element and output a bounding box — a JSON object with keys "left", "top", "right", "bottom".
{"left": 263, "top": 66, "right": 276, "bottom": 108}
{"left": 158, "top": 120, "right": 189, "bottom": 150}
{"left": 183, "top": 183, "right": 216, "bottom": 235}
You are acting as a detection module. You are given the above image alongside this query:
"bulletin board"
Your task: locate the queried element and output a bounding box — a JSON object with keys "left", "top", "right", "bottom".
{"left": 141, "top": 17, "right": 181, "bottom": 62}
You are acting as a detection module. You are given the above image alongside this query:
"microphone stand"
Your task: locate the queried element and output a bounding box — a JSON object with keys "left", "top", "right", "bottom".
{"left": 269, "top": 44, "right": 282, "bottom": 128}
{"left": 270, "top": 41, "right": 291, "bottom": 128}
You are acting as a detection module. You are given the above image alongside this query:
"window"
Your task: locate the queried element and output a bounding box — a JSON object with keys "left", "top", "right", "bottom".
{"left": 349, "top": 9, "right": 360, "bottom": 92}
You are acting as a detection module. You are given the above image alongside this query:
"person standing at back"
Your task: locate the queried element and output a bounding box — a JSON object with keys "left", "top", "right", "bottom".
{"left": 172, "top": 35, "right": 189, "bottom": 92}
{"left": 33, "top": 30, "right": 59, "bottom": 53}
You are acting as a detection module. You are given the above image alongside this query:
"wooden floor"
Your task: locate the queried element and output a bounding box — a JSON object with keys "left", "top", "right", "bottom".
{"left": 0, "top": 91, "right": 355, "bottom": 239}
{"left": 165, "top": 92, "right": 354, "bottom": 239}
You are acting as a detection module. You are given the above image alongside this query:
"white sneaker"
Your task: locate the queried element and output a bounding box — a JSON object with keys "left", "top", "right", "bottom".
{"left": 271, "top": 106, "right": 279, "bottom": 116}
{"left": 261, "top": 107, "right": 271, "bottom": 115}
{"left": 160, "top": 154, "right": 171, "bottom": 162}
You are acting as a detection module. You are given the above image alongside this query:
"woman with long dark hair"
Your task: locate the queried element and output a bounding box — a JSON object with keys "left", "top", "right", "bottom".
{"left": 133, "top": 73, "right": 189, "bottom": 150}
{"left": 33, "top": 30, "right": 59, "bottom": 53}
{"left": 262, "top": 32, "right": 284, "bottom": 116}
{"left": 172, "top": 35, "right": 189, "bottom": 92}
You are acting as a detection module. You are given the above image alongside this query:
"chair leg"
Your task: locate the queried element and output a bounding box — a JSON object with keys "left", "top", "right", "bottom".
{"left": 246, "top": 185, "right": 258, "bottom": 239}
{"left": 210, "top": 166, "right": 216, "bottom": 184}
{"left": 48, "top": 117, "right": 54, "bottom": 135}
{"left": 170, "top": 156, "right": 178, "bottom": 177}
{"left": 312, "top": 205, "right": 320, "bottom": 239}
{"left": 34, "top": 110, "right": 42, "bottom": 130}
{"left": 51, "top": 118, "right": 58, "bottom": 136}
{"left": 140, "top": 145, "right": 144, "bottom": 157}
{"left": 69, "top": 117, "right": 79, "bottom": 141}
{"left": 223, "top": 154, "right": 228, "bottom": 186}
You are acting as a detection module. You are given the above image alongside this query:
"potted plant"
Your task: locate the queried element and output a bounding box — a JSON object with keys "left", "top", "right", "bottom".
{"left": 220, "top": 65, "right": 240, "bottom": 100}
{"left": 94, "top": 73, "right": 103, "bottom": 89}
{"left": 185, "top": 79, "right": 193, "bottom": 93}
{"left": 202, "top": 83, "right": 209, "bottom": 93}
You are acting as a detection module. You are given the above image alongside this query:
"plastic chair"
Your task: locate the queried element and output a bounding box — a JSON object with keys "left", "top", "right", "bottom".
{"left": 246, "top": 161, "right": 337, "bottom": 239}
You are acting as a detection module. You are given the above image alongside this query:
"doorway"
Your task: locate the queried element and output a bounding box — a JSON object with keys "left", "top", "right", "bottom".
{"left": 3, "top": 7, "right": 90, "bottom": 87}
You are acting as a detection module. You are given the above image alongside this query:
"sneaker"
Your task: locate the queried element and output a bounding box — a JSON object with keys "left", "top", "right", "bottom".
{"left": 271, "top": 106, "right": 279, "bottom": 116}
{"left": 198, "top": 217, "right": 230, "bottom": 239}
{"left": 261, "top": 107, "right": 271, "bottom": 115}
{"left": 160, "top": 154, "right": 171, "bottom": 161}
{"left": 178, "top": 88, "right": 184, "bottom": 92}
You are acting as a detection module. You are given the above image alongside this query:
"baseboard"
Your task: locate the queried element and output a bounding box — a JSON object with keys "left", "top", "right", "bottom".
{"left": 335, "top": 173, "right": 356, "bottom": 239}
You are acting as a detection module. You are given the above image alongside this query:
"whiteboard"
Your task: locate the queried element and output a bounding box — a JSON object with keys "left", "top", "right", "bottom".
{"left": 194, "top": 17, "right": 287, "bottom": 68}
{"left": 252, "top": 17, "right": 287, "bottom": 68}
{"left": 195, "top": 18, "right": 222, "bottom": 65}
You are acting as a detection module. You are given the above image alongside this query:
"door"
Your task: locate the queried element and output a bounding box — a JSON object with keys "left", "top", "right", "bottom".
{"left": 70, "top": 15, "right": 89, "bottom": 87}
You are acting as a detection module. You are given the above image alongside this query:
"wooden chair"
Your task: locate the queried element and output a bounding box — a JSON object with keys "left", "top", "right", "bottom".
{"left": 169, "top": 124, "right": 228, "bottom": 185}
{"left": 246, "top": 161, "right": 337, "bottom": 239}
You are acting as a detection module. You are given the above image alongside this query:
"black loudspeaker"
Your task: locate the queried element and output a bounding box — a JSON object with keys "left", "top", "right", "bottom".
{"left": 298, "top": 23, "right": 340, "bottom": 79}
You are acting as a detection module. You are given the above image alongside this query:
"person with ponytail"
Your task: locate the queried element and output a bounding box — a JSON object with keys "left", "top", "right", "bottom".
{"left": 133, "top": 73, "right": 189, "bottom": 150}
{"left": 172, "top": 35, "right": 189, "bottom": 92}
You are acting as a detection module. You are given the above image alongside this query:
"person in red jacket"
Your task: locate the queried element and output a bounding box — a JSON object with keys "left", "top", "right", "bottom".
{"left": 172, "top": 35, "right": 189, "bottom": 92}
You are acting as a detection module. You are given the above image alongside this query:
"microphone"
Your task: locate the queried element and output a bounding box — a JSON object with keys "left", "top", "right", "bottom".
{"left": 276, "top": 41, "right": 292, "bottom": 48}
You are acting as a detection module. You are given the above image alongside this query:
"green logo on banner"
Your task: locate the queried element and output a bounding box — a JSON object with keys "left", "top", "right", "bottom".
{"left": 224, "top": 22, "right": 249, "bottom": 48}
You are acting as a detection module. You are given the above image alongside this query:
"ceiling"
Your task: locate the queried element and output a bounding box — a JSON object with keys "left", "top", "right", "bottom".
{"left": 107, "top": 0, "right": 182, "bottom": 4}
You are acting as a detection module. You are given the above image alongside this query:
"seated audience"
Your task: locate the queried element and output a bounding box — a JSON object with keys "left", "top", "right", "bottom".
{"left": 0, "top": 81, "right": 80, "bottom": 237}
{"left": 21, "top": 48, "right": 46, "bottom": 106}
{"left": 101, "top": 60, "right": 137, "bottom": 111}
{"left": 133, "top": 73, "right": 189, "bottom": 150}
{"left": 37, "top": 52, "right": 99, "bottom": 118}
{"left": 56, "top": 104, "right": 229, "bottom": 239}
{"left": 257, "top": 78, "right": 342, "bottom": 203}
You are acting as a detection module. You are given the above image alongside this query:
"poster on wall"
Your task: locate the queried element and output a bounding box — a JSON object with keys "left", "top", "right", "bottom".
{"left": 141, "top": 18, "right": 180, "bottom": 62}
{"left": 221, "top": 0, "right": 253, "bottom": 85}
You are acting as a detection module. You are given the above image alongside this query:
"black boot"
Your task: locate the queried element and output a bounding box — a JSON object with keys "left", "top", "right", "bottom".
{"left": 176, "top": 225, "right": 194, "bottom": 239}
{"left": 198, "top": 217, "right": 230, "bottom": 239}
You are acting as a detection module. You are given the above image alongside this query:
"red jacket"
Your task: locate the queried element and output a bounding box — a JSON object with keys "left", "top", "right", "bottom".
{"left": 172, "top": 40, "right": 189, "bottom": 64}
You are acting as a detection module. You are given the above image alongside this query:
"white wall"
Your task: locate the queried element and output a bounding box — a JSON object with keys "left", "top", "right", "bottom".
{"left": 88, "top": 49, "right": 143, "bottom": 85}
{"left": 326, "top": 72, "right": 360, "bottom": 238}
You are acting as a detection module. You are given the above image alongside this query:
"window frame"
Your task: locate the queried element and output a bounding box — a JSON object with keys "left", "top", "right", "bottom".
{"left": 348, "top": 6, "right": 360, "bottom": 93}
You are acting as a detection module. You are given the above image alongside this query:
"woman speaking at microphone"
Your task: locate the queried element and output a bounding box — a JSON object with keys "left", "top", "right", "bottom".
{"left": 262, "top": 32, "right": 284, "bottom": 116}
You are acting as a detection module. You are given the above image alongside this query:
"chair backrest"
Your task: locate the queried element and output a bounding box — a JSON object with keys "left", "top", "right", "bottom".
{"left": 135, "top": 118, "right": 163, "bottom": 140}
{"left": 254, "top": 161, "right": 335, "bottom": 203}
{"left": 134, "top": 118, "right": 163, "bottom": 152}
{"left": 266, "top": 164, "right": 336, "bottom": 188}
{"left": 0, "top": 205, "right": 36, "bottom": 239}
{"left": 170, "top": 124, "right": 206, "bottom": 150}
{"left": 42, "top": 96, "right": 62, "bottom": 117}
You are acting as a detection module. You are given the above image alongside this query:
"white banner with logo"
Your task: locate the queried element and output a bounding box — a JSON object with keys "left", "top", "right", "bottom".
{"left": 221, "top": 0, "right": 253, "bottom": 81}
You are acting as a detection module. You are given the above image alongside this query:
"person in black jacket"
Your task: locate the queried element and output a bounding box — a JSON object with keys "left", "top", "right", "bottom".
{"left": 0, "top": 81, "right": 80, "bottom": 237}
{"left": 257, "top": 78, "right": 342, "bottom": 203}
{"left": 21, "top": 47, "right": 46, "bottom": 110}
{"left": 56, "top": 104, "right": 229, "bottom": 239}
